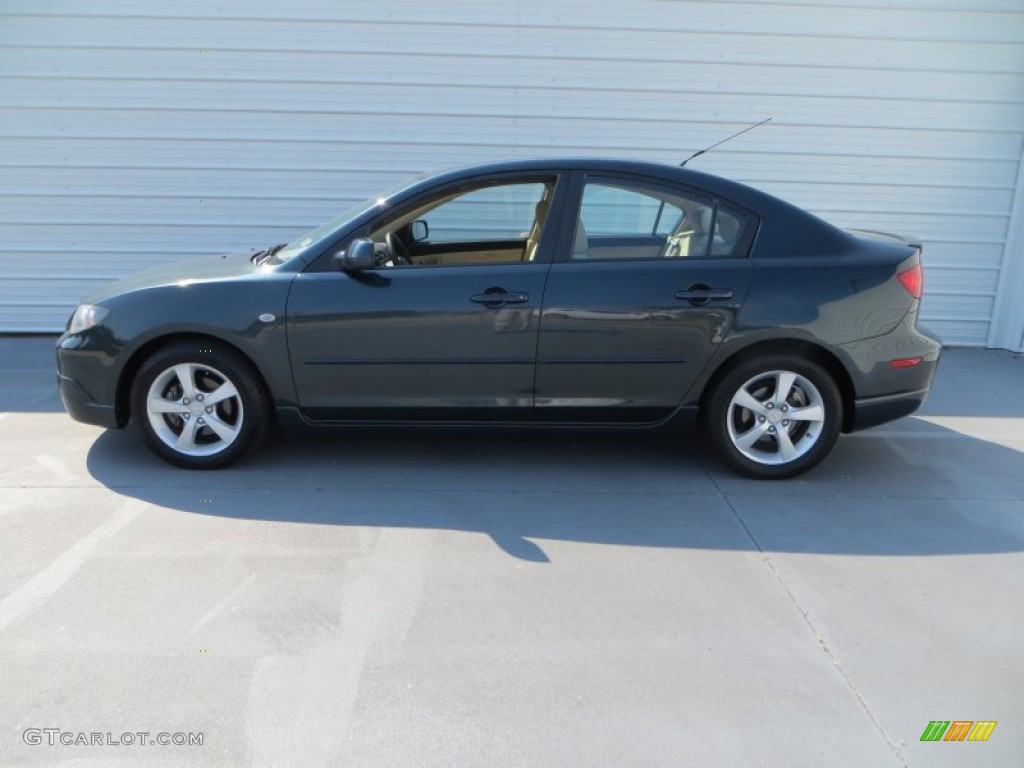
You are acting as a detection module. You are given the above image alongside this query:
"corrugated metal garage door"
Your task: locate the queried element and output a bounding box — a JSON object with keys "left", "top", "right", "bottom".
{"left": 1, "top": 0, "right": 1022, "bottom": 346}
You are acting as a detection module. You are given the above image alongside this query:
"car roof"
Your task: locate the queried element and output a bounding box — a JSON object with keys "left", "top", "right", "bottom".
{"left": 405, "top": 157, "right": 854, "bottom": 257}
{"left": 424, "top": 156, "right": 759, "bottom": 202}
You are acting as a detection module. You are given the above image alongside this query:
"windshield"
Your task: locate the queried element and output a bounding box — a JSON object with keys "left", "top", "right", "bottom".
{"left": 272, "top": 173, "right": 426, "bottom": 262}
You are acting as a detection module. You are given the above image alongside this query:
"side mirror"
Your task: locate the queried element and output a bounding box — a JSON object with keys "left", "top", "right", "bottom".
{"left": 333, "top": 238, "right": 376, "bottom": 271}
{"left": 410, "top": 219, "right": 429, "bottom": 243}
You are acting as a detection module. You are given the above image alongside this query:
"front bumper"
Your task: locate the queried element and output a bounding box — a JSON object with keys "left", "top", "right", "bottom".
{"left": 57, "top": 372, "right": 119, "bottom": 429}
{"left": 56, "top": 332, "right": 122, "bottom": 429}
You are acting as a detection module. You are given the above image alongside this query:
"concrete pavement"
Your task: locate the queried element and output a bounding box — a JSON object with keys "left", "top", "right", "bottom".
{"left": 0, "top": 337, "right": 1021, "bottom": 767}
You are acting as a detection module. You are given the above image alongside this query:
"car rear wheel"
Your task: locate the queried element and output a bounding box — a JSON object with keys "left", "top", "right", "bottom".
{"left": 130, "top": 341, "right": 269, "bottom": 468}
{"left": 704, "top": 354, "right": 842, "bottom": 479}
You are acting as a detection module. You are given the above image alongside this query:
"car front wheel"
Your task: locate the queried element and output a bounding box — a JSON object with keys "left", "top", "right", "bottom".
{"left": 130, "top": 341, "right": 269, "bottom": 468}
{"left": 704, "top": 354, "right": 842, "bottom": 479}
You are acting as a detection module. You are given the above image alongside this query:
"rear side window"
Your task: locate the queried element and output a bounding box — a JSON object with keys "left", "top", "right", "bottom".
{"left": 579, "top": 184, "right": 684, "bottom": 237}
{"left": 709, "top": 202, "right": 750, "bottom": 257}
{"left": 571, "top": 177, "right": 753, "bottom": 260}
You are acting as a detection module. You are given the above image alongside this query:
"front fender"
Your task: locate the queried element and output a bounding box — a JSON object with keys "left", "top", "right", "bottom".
{"left": 59, "top": 272, "right": 297, "bottom": 413}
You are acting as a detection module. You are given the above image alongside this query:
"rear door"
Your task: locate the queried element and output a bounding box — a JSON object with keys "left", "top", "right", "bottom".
{"left": 535, "top": 172, "right": 756, "bottom": 422}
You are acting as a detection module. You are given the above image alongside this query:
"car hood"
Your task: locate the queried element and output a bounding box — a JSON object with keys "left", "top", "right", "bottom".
{"left": 83, "top": 250, "right": 266, "bottom": 304}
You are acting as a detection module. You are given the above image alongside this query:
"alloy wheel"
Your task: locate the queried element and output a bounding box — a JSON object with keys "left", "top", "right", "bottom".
{"left": 725, "top": 369, "right": 826, "bottom": 466}
{"left": 145, "top": 362, "right": 244, "bottom": 457}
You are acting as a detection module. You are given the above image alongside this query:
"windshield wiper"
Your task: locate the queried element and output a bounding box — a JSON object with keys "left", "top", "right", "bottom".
{"left": 250, "top": 243, "right": 287, "bottom": 265}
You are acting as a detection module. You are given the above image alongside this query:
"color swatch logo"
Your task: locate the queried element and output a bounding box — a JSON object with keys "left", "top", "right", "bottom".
{"left": 920, "top": 721, "right": 996, "bottom": 742}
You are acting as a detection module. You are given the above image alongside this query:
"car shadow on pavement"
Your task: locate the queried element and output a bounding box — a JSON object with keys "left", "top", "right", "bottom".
{"left": 85, "top": 418, "right": 1024, "bottom": 562}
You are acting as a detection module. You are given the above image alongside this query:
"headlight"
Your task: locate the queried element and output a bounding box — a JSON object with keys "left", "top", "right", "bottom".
{"left": 67, "top": 304, "right": 109, "bottom": 334}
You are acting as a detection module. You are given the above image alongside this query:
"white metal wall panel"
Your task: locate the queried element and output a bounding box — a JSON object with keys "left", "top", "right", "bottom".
{"left": 0, "top": 0, "right": 1022, "bottom": 345}
{"left": 989, "top": 151, "right": 1024, "bottom": 351}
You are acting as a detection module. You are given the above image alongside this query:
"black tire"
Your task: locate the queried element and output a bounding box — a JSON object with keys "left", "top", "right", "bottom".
{"left": 703, "top": 353, "right": 842, "bottom": 480}
{"left": 129, "top": 340, "right": 270, "bottom": 469}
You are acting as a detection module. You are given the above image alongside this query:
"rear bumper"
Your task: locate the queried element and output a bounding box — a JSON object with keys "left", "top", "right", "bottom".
{"left": 58, "top": 373, "right": 119, "bottom": 429}
{"left": 850, "top": 386, "right": 931, "bottom": 431}
{"left": 841, "top": 314, "right": 941, "bottom": 432}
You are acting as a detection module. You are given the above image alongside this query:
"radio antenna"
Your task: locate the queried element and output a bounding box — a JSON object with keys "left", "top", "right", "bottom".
{"left": 681, "top": 117, "right": 772, "bottom": 167}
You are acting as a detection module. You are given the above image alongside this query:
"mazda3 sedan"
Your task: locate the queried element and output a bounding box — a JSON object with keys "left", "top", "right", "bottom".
{"left": 57, "top": 158, "right": 941, "bottom": 478}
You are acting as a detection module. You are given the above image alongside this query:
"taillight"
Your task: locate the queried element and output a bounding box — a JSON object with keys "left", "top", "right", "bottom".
{"left": 897, "top": 264, "right": 923, "bottom": 299}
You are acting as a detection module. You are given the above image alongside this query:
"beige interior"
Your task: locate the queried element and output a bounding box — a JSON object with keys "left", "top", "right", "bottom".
{"left": 524, "top": 191, "right": 552, "bottom": 262}
{"left": 409, "top": 248, "right": 524, "bottom": 266}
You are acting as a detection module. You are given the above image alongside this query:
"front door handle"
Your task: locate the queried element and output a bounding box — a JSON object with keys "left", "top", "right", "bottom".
{"left": 674, "top": 284, "right": 733, "bottom": 306}
{"left": 470, "top": 290, "right": 529, "bottom": 307}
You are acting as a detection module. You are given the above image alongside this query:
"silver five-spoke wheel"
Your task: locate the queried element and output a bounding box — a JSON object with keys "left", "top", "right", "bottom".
{"left": 146, "top": 363, "right": 244, "bottom": 457}
{"left": 133, "top": 341, "right": 268, "bottom": 468}
{"left": 727, "top": 370, "right": 825, "bottom": 465}
{"left": 705, "top": 354, "right": 842, "bottom": 479}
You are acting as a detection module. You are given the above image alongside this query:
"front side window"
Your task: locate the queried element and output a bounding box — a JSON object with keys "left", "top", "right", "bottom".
{"left": 369, "top": 179, "right": 555, "bottom": 266}
{"left": 425, "top": 183, "right": 547, "bottom": 242}
{"left": 572, "top": 178, "right": 751, "bottom": 260}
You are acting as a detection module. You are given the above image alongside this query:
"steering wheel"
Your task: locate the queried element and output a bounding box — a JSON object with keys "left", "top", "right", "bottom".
{"left": 386, "top": 231, "right": 412, "bottom": 265}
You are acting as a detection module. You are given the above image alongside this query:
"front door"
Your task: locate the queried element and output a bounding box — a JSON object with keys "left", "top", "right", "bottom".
{"left": 535, "top": 173, "right": 755, "bottom": 422}
{"left": 287, "top": 174, "right": 564, "bottom": 421}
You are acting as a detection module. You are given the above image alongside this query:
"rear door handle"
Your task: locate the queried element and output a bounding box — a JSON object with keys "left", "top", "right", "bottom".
{"left": 674, "top": 288, "right": 733, "bottom": 300}
{"left": 470, "top": 291, "right": 529, "bottom": 307}
{"left": 674, "top": 286, "right": 733, "bottom": 304}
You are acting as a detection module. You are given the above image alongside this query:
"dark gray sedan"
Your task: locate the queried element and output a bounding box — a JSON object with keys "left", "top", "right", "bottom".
{"left": 57, "top": 158, "right": 940, "bottom": 478}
